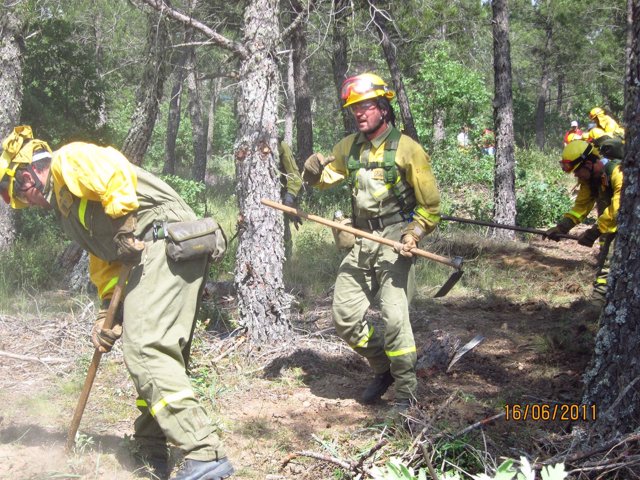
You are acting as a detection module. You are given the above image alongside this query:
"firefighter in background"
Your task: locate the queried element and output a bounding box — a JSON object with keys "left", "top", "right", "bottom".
{"left": 545, "top": 140, "right": 623, "bottom": 307}
{"left": 278, "top": 139, "right": 303, "bottom": 258}
{"left": 302, "top": 73, "right": 441, "bottom": 411}
{"left": 589, "top": 107, "right": 625, "bottom": 138}
{"left": 0, "top": 126, "right": 233, "bottom": 480}
{"left": 563, "top": 120, "right": 583, "bottom": 146}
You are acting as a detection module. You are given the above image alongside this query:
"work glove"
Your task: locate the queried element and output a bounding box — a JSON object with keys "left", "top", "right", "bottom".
{"left": 112, "top": 212, "right": 145, "bottom": 264}
{"left": 394, "top": 233, "right": 418, "bottom": 258}
{"left": 578, "top": 225, "right": 601, "bottom": 248}
{"left": 544, "top": 217, "right": 575, "bottom": 241}
{"left": 282, "top": 192, "right": 303, "bottom": 230}
{"left": 302, "top": 153, "right": 334, "bottom": 186}
{"left": 91, "top": 309, "right": 123, "bottom": 353}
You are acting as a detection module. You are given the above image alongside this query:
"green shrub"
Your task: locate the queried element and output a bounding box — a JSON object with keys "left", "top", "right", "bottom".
{"left": 161, "top": 174, "right": 207, "bottom": 217}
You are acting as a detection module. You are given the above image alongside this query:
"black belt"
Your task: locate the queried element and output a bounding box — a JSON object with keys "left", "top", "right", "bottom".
{"left": 353, "top": 212, "right": 406, "bottom": 231}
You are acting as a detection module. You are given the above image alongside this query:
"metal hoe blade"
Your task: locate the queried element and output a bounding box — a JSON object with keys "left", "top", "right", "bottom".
{"left": 446, "top": 334, "right": 485, "bottom": 372}
{"left": 434, "top": 256, "right": 464, "bottom": 298}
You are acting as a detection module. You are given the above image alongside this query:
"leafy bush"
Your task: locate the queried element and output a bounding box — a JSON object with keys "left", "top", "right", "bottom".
{"left": 161, "top": 174, "right": 207, "bottom": 217}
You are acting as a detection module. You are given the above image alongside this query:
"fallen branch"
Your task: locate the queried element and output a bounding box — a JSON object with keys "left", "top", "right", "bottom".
{"left": 0, "top": 349, "right": 69, "bottom": 364}
{"left": 282, "top": 450, "right": 376, "bottom": 478}
{"left": 211, "top": 336, "right": 246, "bottom": 364}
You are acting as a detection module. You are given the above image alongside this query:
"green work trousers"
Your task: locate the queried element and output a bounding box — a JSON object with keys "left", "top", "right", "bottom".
{"left": 332, "top": 222, "right": 418, "bottom": 400}
{"left": 122, "top": 239, "right": 225, "bottom": 462}
{"left": 593, "top": 235, "right": 615, "bottom": 305}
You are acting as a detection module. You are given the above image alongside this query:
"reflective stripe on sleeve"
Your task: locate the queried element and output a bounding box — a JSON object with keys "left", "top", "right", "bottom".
{"left": 352, "top": 326, "right": 374, "bottom": 349}
{"left": 100, "top": 276, "right": 119, "bottom": 299}
{"left": 150, "top": 389, "right": 194, "bottom": 417}
{"left": 78, "top": 198, "right": 88, "bottom": 229}
{"left": 414, "top": 206, "right": 440, "bottom": 224}
{"left": 386, "top": 346, "right": 417, "bottom": 357}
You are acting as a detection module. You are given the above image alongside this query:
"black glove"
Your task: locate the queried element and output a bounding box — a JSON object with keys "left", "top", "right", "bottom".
{"left": 112, "top": 212, "right": 145, "bottom": 264}
{"left": 91, "top": 309, "right": 123, "bottom": 353}
{"left": 578, "top": 225, "right": 601, "bottom": 247}
{"left": 544, "top": 218, "right": 575, "bottom": 241}
{"left": 282, "top": 192, "right": 303, "bottom": 230}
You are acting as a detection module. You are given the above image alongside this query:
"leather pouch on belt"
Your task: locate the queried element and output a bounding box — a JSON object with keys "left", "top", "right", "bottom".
{"left": 332, "top": 218, "right": 356, "bottom": 250}
{"left": 165, "top": 218, "right": 227, "bottom": 262}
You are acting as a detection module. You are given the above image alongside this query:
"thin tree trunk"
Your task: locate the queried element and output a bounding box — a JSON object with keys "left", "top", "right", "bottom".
{"left": 370, "top": 0, "right": 418, "bottom": 141}
{"left": 284, "top": 49, "right": 295, "bottom": 147}
{"left": 164, "top": 43, "right": 189, "bottom": 175}
{"left": 185, "top": 44, "right": 208, "bottom": 181}
{"left": 433, "top": 108, "right": 446, "bottom": 147}
{"left": 0, "top": 9, "right": 23, "bottom": 251}
{"left": 234, "top": 0, "right": 292, "bottom": 344}
{"left": 582, "top": 0, "right": 640, "bottom": 441}
{"left": 491, "top": 0, "right": 516, "bottom": 240}
{"left": 534, "top": 24, "right": 552, "bottom": 150}
{"left": 331, "top": 0, "right": 356, "bottom": 135}
{"left": 291, "top": 0, "right": 313, "bottom": 165}
{"left": 206, "top": 77, "right": 221, "bottom": 167}
{"left": 121, "top": 11, "right": 170, "bottom": 166}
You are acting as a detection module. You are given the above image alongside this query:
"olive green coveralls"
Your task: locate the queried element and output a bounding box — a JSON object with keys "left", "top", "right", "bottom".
{"left": 312, "top": 126, "right": 440, "bottom": 400}
{"left": 48, "top": 151, "right": 225, "bottom": 462}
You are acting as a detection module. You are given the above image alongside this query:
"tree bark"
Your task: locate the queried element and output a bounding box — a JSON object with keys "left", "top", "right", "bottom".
{"left": 164, "top": 43, "right": 189, "bottom": 175}
{"left": 534, "top": 24, "right": 552, "bottom": 150}
{"left": 185, "top": 43, "right": 208, "bottom": 182}
{"left": 331, "top": 0, "right": 356, "bottom": 135}
{"left": 283, "top": 49, "right": 295, "bottom": 147}
{"left": 370, "top": 0, "right": 418, "bottom": 141}
{"left": 121, "top": 11, "right": 170, "bottom": 166}
{"left": 291, "top": 0, "right": 313, "bottom": 166}
{"left": 0, "top": 9, "right": 23, "bottom": 251}
{"left": 206, "top": 77, "right": 221, "bottom": 166}
{"left": 582, "top": 0, "right": 640, "bottom": 441}
{"left": 491, "top": 0, "right": 516, "bottom": 240}
{"left": 234, "top": 0, "right": 292, "bottom": 344}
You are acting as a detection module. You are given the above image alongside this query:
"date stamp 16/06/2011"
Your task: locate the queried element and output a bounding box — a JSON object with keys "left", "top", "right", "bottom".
{"left": 504, "top": 403, "right": 597, "bottom": 422}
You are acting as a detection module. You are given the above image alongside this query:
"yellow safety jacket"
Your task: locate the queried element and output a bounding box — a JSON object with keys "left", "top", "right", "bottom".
{"left": 315, "top": 126, "right": 440, "bottom": 235}
{"left": 47, "top": 142, "right": 194, "bottom": 299}
{"left": 563, "top": 160, "right": 622, "bottom": 234}
{"left": 593, "top": 112, "right": 625, "bottom": 138}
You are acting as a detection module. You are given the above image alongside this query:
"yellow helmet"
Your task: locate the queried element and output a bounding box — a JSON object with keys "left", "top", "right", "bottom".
{"left": 589, "top": 107, "right": 604, "bottom": 119}
{"left": 0, "top": 125, "right": 52, "bottom": 208}
{"left": 559, "top": 140, "right": 596, "bottom": 173}
{"left": 340, "top": 73, "right": 395, "bottom": 108}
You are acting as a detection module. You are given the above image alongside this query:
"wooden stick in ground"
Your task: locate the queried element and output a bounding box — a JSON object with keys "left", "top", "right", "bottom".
{"left": 65, "top": 264, "right": 132, "bottom": 452}
{"left": 261, "top": 199, "right": 462, "bottom": 270}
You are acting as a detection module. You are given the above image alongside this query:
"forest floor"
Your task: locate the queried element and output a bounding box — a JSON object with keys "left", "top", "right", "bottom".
{"left": 0, "top": 230, "right": 605, "bottom": 480}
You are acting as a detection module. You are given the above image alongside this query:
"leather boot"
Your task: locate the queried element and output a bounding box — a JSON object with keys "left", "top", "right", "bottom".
{"left": 171, "top": 457, "right": 234, "bottom": 480}
{"left": 361, "top": 370, "right": 394, "bottom": 404}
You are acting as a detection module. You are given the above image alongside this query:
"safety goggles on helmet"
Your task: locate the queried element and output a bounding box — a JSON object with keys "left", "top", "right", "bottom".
{"left": 340, "top": 73, "right": 395, "bottom": 108}
{"left": 560, "top": 142, "right": 594, "bottom": 173}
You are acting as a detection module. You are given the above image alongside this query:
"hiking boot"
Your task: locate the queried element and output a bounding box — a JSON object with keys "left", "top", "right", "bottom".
{"left": 171, "top": 457, "right": 234, "bottom": 480}
{"left": 361, "top": 370, "right": 394, "bottom": 404}
{"left": 392, "top": 398, "right": 414, "bottom": 414}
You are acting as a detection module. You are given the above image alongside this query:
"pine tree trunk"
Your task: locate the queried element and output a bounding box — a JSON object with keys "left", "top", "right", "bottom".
{"left": 185, "top": 44, "right": 208, "bottom": 182}
{"left": 234, "top": 0, "right": 292, "bottom": 344}
{"left": 331, "top": 0, "right": 356, "bottom": 135}
{"left": 284, "top": 50, "right": 295, "bottom": 147}
{"left": 121, "top": 11, "right": 170, "bottom": 166}
{"left": 291, "top": 0, "right": 313, "bottom": 165}
{"left": 0, "top": 9, "right": 23, "bottom": 251}
{"left": 370, "top": 0, "right": 418, "bottom": 141}
{"left": 534, "top": 25, "right": 552, "bottom": 150}
{"left": 164, "top": 43, "right": 189, "bottom": 175}
{"left": 582, "top": 0, "right": 640, "bottom": 440}
{"left": 491, "top": 0, "right": 516, "bottom": 240}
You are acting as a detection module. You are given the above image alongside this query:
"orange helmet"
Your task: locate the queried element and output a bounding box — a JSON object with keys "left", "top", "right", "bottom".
{"left": 340, "top": 73, "right": 395, "bottom": 108}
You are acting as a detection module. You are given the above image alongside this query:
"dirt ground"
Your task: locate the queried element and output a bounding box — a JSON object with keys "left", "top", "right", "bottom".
{"left": 0, "top": 235, "right": 604, "bottom": 480}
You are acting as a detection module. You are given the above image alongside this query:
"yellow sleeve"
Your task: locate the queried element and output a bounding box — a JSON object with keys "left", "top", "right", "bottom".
{"left": 51, "top": 143, "right": 139, "bottom": 218}
{"left": 313, "top": 135, "right": 355, "bottom": 190}
{"left": 395, "top": 136, "right": 441, "bottom": 234}
{"left": 88, "top": 254, "right": 122, "bottom": 300}
{"left": 278, "top": 142, "right": 302, "bottom": 196}
{"left": 597, "top": 165, "right": 622, "bottom": 233}
{"left": 563, "top": 181, "right": 595, "bottom": 225}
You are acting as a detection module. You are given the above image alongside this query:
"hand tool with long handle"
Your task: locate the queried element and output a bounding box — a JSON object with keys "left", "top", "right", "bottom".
{"left": 262, "top": 199, "right": 464, "bottom": 296}
{"left": 440, "top": 214, "right": 580, "bottom": 240}
{"left": 65, "top": 264, "right": 132, "bottom": 452}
